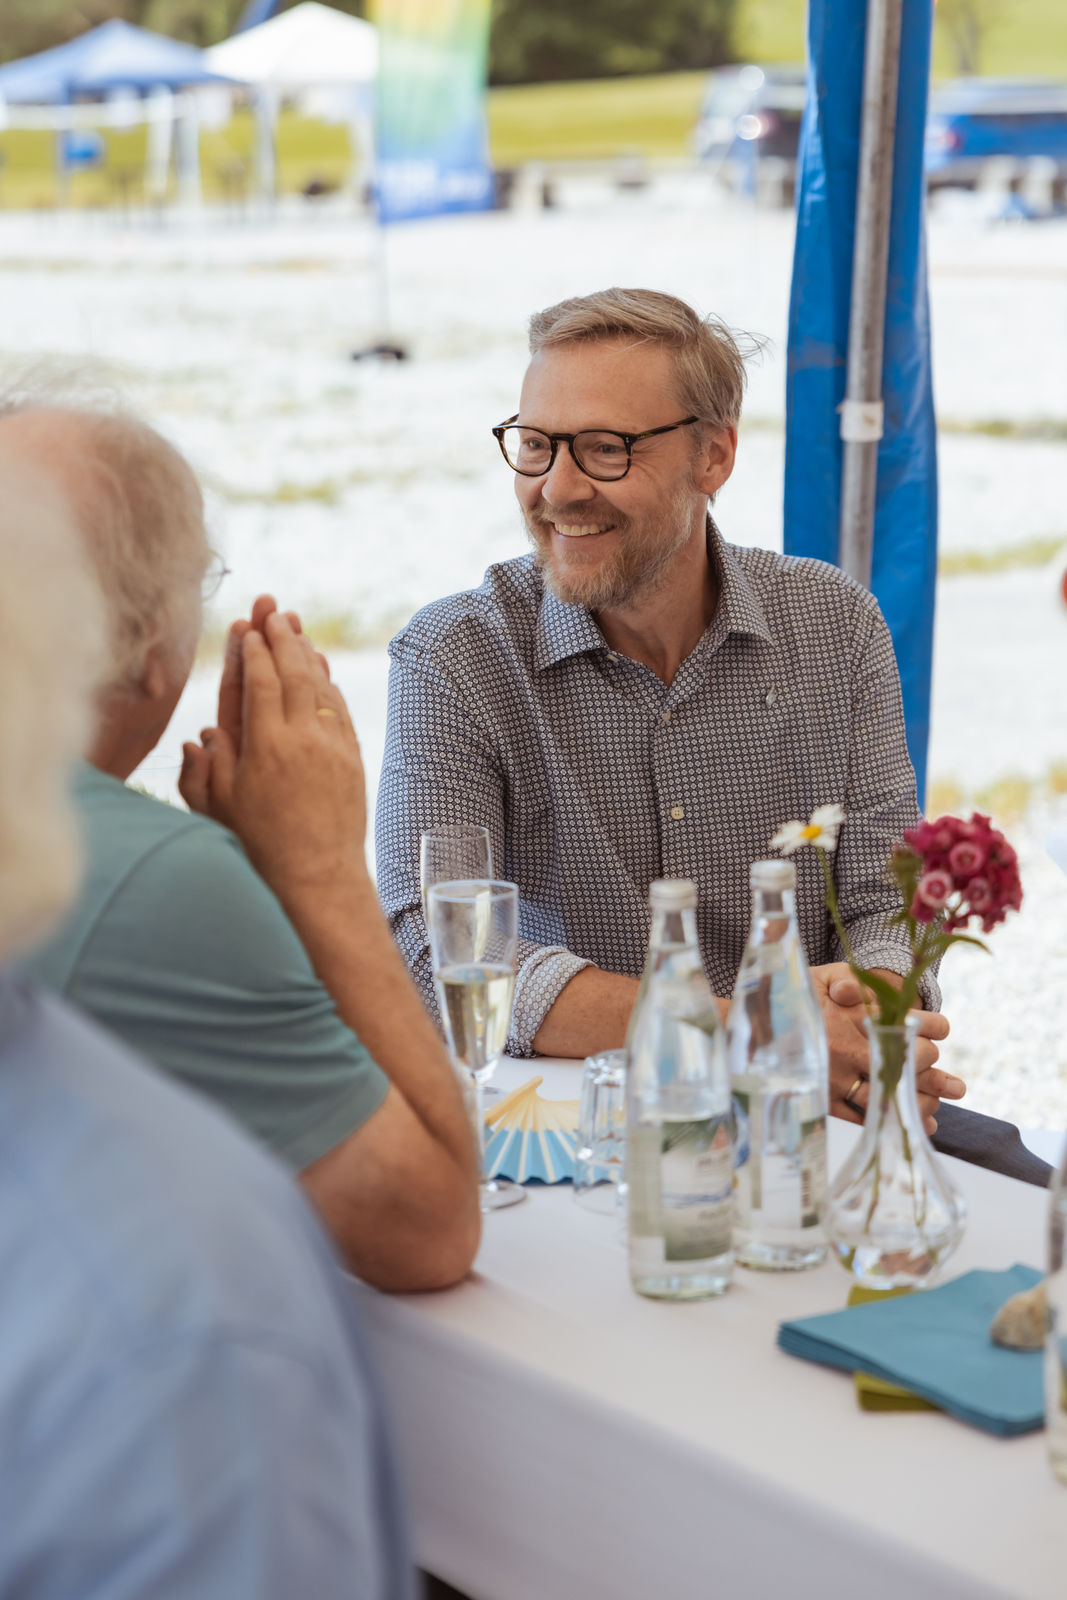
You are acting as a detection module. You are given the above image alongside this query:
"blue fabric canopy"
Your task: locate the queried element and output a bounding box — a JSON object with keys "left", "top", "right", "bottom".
{"left": 784, "top": 0, "right": 937, "bottom": 800}
{"left": 0, "top": 19, "right": 234, "bottom": 103}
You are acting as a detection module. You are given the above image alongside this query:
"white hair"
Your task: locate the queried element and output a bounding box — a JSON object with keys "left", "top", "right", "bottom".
{"left": 0, "top": 451, "right": 105, "bottom": 964}
{"left": 0, "top": 376, "right": 210, "bottom": 691}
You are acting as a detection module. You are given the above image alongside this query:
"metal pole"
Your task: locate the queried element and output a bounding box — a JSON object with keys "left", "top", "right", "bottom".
{"left": 837, "top": 0, "right": 903, "bottom": 587}
{"left": 176, "top": 90, "right": 202, "bottom": 212}
{"left": 253, "top": 83, "right": 277, "bottom": 212}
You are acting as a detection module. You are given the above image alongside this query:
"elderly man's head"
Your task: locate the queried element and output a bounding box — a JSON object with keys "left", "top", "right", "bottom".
{"left": 0, "top": 399, "right": 211, "bottom": 772}
{"left": 0, "top": 449, "right": 104, "bottom": 965}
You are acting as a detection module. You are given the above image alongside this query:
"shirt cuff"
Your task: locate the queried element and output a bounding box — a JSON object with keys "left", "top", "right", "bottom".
{"left": 508, "top": 946, "right": 592, "bottom": 1058}
{"left": 846, "top": 940, "right": 943, "bottom": 1013}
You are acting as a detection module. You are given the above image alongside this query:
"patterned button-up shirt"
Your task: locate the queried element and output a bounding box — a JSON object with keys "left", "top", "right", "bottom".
{"left": 375, "top": 523, "right": 937, "bottom": 1056}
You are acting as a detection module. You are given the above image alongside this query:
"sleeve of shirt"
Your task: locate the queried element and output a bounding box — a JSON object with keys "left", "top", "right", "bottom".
{"left": 64, "top": 824, "right": 389, "bottom": 1169}
{"left": 375, "top": 637, "right": 590, "bottom": 1057}
{"left": 833, "top": 592, "right": 942, "bottom": 1010}
{"left": 0, "top": 1332, "right": 414, "bottom": 1600}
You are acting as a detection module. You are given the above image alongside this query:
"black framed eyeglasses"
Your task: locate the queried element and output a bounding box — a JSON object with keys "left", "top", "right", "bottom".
{"left": 201, "top": 552, "right": 232, "bottom": 602}
{"left": 491, "top": 414, "right": 700, "bottom": 482}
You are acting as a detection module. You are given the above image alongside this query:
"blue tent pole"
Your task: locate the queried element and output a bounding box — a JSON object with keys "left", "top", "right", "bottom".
{"left": 838, "top": 0, "right": 904, "bottom": 586}
{"left": 785, "top": 0, "right": 937, "bottom": 801}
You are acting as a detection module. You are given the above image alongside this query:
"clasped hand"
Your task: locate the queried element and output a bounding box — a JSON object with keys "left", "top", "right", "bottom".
{"left": 179, "top": 594, "right": 368, "bottom": 906}
{"left": 812, "top": 962, "right": 963, "bottom": 1135}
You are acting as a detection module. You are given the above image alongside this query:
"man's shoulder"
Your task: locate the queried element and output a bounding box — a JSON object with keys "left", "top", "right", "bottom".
{"left": 27, "top": 769, "right": 267, "bottom": 995}
{"left": 389, "top": 554, "right": 543, "bottom": 663}
{"left": 729, "top": 540, "right": 870, "bottom": 599}
{"left": 70, "top": 760, "right": 240, "bottom": 871}
{"left": 0, "top": 980, "right": 337, "bottom": 1351}
{"left": 727, "top": 541, "right": 882, "bottom": 630}
{"left": 0, "top": 980, "right": 405, "bottom": 1596}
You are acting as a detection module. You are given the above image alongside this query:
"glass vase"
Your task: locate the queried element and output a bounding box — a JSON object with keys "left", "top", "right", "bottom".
{"left": 829, "top": 1015, "right": 967, "bottom": 1290}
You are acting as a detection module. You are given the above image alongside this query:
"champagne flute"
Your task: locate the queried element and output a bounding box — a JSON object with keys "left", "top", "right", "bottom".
{"left": 420, "top": 825, "right": 499, "bottom": 1098}
{"left": 419, "top": 825, "right": 492, "bottom": 920}
{"left": 426, "top": 879, "right": 526, "bottom": 1212}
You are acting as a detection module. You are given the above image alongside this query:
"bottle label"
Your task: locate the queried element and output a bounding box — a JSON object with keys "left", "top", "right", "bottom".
{"left": 731, "top": 1088, "right": 759, "bottom": 1221}
{"left": 661, "top": 1117, "right": 733, "bottom": 1261}
{"left": 730, "top": 1092, "right": 826, "bottom": 1231}
{"left": 800, "top": 1116, "right": 827, "bottom": 1228}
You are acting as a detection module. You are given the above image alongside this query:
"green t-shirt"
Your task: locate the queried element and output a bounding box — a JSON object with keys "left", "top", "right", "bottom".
{"left": 23, "top": 766, "right": 388, "bottom": 1171}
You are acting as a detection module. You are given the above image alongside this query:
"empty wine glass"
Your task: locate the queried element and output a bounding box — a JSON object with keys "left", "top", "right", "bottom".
{"left": 426, "top": 879, "right": 525, "bottom": 1212}
{"left": 419, "top": 825, "right": 492, "bottom": 919}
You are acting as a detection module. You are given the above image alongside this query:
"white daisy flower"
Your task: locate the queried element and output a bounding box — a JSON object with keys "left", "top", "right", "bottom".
{"left": 770, "top": 803, "right": 846, "bottom": 855}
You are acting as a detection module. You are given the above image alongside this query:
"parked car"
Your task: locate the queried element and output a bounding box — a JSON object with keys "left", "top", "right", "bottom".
{"left": 691, "top": 65, "right": 807, "bottom": 198}
{"left": 925, "top": 77, "right": 1067, "bottom": 189}
{"left": 694, "top": 68, "right": 1067, "bottom": 204}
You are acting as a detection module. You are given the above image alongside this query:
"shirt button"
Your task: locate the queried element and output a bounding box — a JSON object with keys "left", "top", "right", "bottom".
{"left": 765, "top": 688, "right": 778, "bottom": 707}
{"left": 661, "top": 710, "right": 671, "bottom": 724}
{"left": 670, "top": 804, "right": 685, "bottom": 820}
{"left": 607, "top": 653, "right": 618, "bottom": 663}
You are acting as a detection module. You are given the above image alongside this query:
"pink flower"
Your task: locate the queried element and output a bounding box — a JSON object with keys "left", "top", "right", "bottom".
{"left": 917, "top": 869, "right": 953, "bottom": 909}
{"left": 901, "top": 811, "right": 1023, "bottom": 937}
{"left": 948, "top": 839, "right": 986, "bottom": 880}
{"left": 965, "top": 876, "right": 993, "bottom": 912}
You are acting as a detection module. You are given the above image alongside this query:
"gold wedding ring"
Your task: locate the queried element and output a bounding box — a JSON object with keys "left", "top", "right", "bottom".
{"left": 316, "top": 706, "right": 339, "bottom": 719}
{"left": 845, "top": 1077, "right": 865, "bottom": 1109}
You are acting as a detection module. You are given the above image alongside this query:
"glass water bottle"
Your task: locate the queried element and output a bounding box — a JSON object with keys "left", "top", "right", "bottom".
{"left": 626, "top": 879, "right": 733, "bottom": 1300}
{"left": 1047, "top": 1136, "right": 1067, "bottom": 1483}
{"left": 727, "top": 859, "right": 829, "bottom": 1271}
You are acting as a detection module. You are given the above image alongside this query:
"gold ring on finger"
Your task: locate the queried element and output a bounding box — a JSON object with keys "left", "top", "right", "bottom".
{"left": 316, "top": 706, "right": 339, "bottom": 719}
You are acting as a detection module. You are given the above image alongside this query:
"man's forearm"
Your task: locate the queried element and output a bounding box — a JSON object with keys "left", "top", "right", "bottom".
{"left": 531, "top": 966, "right": 729, "bottom": 1058}
{"left": 278, "top": 867, "right": 476, "bottom": 1179}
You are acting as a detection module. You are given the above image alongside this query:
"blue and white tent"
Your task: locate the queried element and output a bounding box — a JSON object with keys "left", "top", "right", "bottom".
{"left": 0, "top": 19, "right": 233, "bottom": 103}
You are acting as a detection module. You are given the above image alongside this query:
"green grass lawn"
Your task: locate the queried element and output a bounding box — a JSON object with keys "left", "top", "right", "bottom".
{"left": 489, "top": 0, "right": 1067, "bottom": 166}
{"left": 735, "top": 0, "right": 1067, "bottom": 78}
{"left": 487, "top": 71, "right": 708, "bottom": 165}
{"left": 0, "top": 111, "right": 353, "bottom": 209}
{"left": 0, "top": 0, "right": 1064, "bottom": 201}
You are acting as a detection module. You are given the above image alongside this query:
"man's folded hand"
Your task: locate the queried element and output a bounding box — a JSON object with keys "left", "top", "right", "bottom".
{"left": 180, "top": 611, "right": 368, "bottom": 909}
{"left": 811, "top": 962, "right": 962, "bottom": 1136}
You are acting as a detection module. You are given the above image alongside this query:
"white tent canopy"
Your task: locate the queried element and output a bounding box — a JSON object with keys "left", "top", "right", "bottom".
{"left": 205, "top": 1, "right": 377, "bottom": 87}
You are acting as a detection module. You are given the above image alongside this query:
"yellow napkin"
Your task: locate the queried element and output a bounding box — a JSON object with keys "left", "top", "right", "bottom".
{"left": 846, "top": 1285, "right": 940, "bottom": 1414}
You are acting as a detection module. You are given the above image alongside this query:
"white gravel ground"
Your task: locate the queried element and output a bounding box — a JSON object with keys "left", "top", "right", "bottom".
{"left": 1, "top": 181, "right": 1065, "bottom": 1127}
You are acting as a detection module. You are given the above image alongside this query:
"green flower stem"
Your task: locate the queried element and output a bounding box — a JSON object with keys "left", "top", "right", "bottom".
{"left": 817, "top": 847, "right": 858, "bottom": 968}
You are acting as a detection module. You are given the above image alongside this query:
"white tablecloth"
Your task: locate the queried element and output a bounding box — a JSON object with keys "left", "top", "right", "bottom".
{"left": 358, "top": 1059, "right": 1066, "bottom": 1600}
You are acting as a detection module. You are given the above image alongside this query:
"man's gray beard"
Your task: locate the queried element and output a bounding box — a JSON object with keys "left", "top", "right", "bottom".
{"left": 522, "top": 483, "right": 700, "bottom": 612}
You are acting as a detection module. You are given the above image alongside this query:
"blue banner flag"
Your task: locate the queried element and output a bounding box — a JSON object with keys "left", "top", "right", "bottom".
{"left": 784, "top": 0, "right": 938, "bottom": 800}
{"left": 371, "top": 0, "right": 493, "bottom": 224}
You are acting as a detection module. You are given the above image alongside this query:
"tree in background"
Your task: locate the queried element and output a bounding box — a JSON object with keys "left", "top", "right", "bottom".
{"left": 0, "top": 0, "right": 736, "bottom": 82}
{"left": 489, "top": 0, "right": 737, "bottom": 84}
{"left": 0, "top": 0, "right": 239, "bottom": 60}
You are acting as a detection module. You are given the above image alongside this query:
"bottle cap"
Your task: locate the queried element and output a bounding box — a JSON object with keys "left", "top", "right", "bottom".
{"left": 750, "top": 859, "right": 796, "bottom": 890}
{"left": 649, "top": 878, "right": 697, "bottom": 910}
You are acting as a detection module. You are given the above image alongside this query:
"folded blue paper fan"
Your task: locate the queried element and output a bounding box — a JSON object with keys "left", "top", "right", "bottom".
{"left": 484, "top": 1075, "right": 580, "bottom": 1185}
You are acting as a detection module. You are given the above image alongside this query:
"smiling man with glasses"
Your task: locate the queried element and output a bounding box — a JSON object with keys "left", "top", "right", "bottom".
{"left": 376, "top": 286, "right": 962, "bottom": 1132}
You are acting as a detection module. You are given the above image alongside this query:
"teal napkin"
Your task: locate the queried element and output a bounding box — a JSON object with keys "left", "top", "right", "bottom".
{"left": 778, "top": 1264, "right": 1044, "bottom": 1437}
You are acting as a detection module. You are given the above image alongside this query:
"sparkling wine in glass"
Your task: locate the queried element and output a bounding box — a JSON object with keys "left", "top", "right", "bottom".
{"left": 426, "top": 879, "right": 525, "bottom": 1212}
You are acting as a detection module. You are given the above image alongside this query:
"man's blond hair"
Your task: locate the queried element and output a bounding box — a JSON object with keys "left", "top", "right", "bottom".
{"left": 0, "top": 381, "right": 210, "bottom": 690}
{"left": 528, "top": 287, "right": 751, "bottom": 430}
{"left": 0, "top": 453, "right": 104, "bottom": 964}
